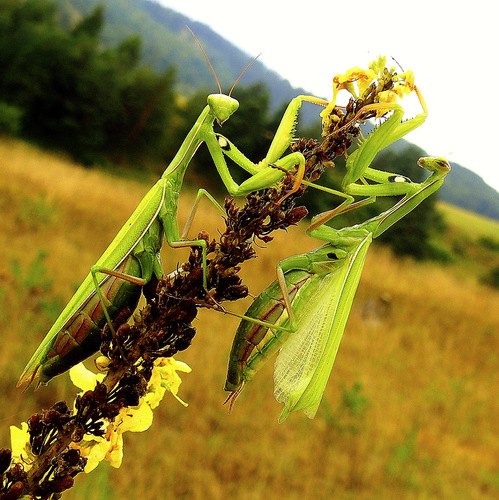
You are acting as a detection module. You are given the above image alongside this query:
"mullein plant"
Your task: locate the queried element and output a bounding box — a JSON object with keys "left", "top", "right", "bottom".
{"left": 1, "top": 58, "right": 424, "bottom": 499}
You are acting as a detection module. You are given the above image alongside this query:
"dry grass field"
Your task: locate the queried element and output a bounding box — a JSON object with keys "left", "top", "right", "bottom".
{"left": 0, "top": 137, "right": 497, "bottom": 499}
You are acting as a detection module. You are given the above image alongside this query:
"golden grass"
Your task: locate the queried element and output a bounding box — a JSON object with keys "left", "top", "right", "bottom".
{"left": 0, "top": 137, "right": 498, "bottom": 499}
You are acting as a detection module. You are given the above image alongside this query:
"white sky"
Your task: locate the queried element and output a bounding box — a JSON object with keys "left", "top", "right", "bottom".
{"left": 157, "top": 0, "right": 499, "bottom": 193}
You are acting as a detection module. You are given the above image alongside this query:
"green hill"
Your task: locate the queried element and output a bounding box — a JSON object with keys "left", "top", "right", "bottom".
{"left": 54, "top": 0, "right": 311, "bottom": 112}
{"left": 440, "top": 161, "right": 499, "bottom": 220}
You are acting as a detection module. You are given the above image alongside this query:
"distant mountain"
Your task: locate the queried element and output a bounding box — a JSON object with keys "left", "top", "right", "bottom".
{"left": 384, "top": 138, "right": 499, "bottom": 219}
{"left": 439, "top": 161, "right": 499, "bottom": 220}
{"left": 54, "top": 0, "right": 499, "bottom": 220}
{"left": 54, "top": 0, "right": 314, "bottom": 117}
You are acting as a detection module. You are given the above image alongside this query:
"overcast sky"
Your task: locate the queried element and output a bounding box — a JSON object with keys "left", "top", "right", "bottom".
{"left": 157, "top": 0, "right": 499, "bottom": 194}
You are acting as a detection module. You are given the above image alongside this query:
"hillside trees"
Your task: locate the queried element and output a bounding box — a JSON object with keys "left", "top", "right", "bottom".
{"left": 0, "top": 0, "right": 175, "bottom": 164}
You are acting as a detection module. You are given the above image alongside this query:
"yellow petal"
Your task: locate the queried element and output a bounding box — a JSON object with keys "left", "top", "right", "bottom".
{"left": 105, "top": 428, "right": 124, "bottom": 469}
{"left": 80, "top": 438, "right": 110, "bottom": 473}
{"left": 154, "top": 357, "right": 191, "bottom": 405}
{"left": 369, "top": 56, "right": 387, "bottom": 76}
{"left": 10, "top": 422, "right": 32, "bottom": 467}
{"left": 70, "top": 363, "right": 104, "bottom": 392}
{"left": 119, "top": 406, "right": 154, "bottom": 433}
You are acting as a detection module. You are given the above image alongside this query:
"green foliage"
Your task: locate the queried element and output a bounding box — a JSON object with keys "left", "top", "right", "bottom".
{"left": 70, "top": 3, "right": 104, "bottom": 38}
{"left": 8, "top": 251, "right": 63, "bottom": 328}
{"left": 11, "top": 251, "right": 53, "bottom": 293}
{"left": 386, "top": 427, "right": 429, "bottom": 489}
{"left": 0, "top": 101, "right": 23, "bottom": 134}
{"left": 17, "top": 195, "right": 55, "bottom": 229}
{"left": 340, "top": 381, "right": 371, "bottom": 417}
{"left": 0, "top": 0, "right": 176, "bottom": 164}
{"left": 321, "top": 382, "right": 370, "bottom": 434}
{"left": 480, "top": 266, "right": 499, "bottom": 289}
{"left": 422, "top": 240, "right": 454, "bottom": 263}
{"left": 478, "top": 236, "right": 499, "bottom": 252}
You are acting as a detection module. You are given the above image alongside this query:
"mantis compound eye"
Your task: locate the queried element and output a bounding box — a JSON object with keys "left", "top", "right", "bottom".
{"left": 326, "top": 249, "right": 347, "bottom": 260}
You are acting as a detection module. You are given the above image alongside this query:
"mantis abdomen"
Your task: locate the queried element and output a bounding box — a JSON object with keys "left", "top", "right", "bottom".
{"left": 19, "top": 218, "right": 165, "bottom": 387}
{"left": 38, "top": 255, "right": 143, "bottom": 384}
{"left": 224, "top": 270, "right": 311, "bottom": 392}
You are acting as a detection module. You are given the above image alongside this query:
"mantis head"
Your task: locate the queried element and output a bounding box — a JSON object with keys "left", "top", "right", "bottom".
{"left": 306, "top": 244, "right": 350, "bottom": 274}
{"left": 417, "top": 156, "right": 451, "bottom": 175}
{"left": 187, "top": 27, "right": 257, "bottom": 125}
{"left": 207, "top": 93, "right": 239, "bottom": 125}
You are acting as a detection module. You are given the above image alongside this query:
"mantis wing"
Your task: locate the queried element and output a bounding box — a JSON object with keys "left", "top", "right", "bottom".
{"left": 274, "top": 233, "right": 372, "bottom": 421}
{"left": 18, "top": 180, "right": 167, "bottom": 386}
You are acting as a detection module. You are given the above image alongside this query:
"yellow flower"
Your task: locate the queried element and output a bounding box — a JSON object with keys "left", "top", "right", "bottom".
{"left": 73, "top": 432, "right": 117, "bottom": 473}
{"left": 73, "top": 405, "right": 153, "bottom": 472}
{"left": 335, "top": 67, "right": 377, "bottom": 98}
{"left": 70, "top": 361, "right": 105, "bottom": 391}
{"left": 152, "top": 357, "right": 192, "bottom": 407}
{"left": 389, "top": 69, "right": 417, "bottom": 100}
{"left": 368, "top": 56, "right": 387, "bottom": 77}
{"left": 398, "top": 70, "right": 416, "bottom": 92}
{"left": 69, "top": 357, "right": 191, "bottom": 472}
{"left": 377, "top": 90, "right": 398, "bottom": 104}
{"left": 10, "top": 422, "right": 33, "bottom": 470}
{"left": 321, "top": 64, "right": 378, "bottom": 132}
{"left": 373, "top": 90, "right": 400, "bottom": 118}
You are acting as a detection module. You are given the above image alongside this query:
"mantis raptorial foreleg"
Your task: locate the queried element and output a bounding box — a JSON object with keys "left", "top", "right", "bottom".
{"left": 308, "top": 88, "right": 429, "bottom": 227}
{"left": 215, "top": 94, "right": 329, "bottom": 199}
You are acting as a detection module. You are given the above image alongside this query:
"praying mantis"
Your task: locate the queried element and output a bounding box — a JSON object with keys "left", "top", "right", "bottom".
{"left": 18, "top": 51, "right": 328, "bottom": 388}
{"left": 224, "top": 86, "right": 450, "bottom": 420}
{"left": 225, "top": 156, "right": 450, "bottom": 421}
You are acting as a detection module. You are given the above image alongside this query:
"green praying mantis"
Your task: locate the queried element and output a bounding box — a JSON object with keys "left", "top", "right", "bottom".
{"left": 18, "top": 46, "right": 328, "bottom": 389}
{"left": 224, "top": 90, "right": 451, "bottom": 421}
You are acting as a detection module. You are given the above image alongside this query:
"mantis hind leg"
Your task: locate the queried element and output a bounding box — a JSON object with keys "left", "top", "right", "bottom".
{"left": 168, "top": 237, "right": 208, "bottom": 288}
{"left": 181, "top": 188, "right": 225, "bottom": 240}
{"left": 90, "top": 265, "right": 147, "bottom": 339}
{"left": 169, "top": 188, "right": 228, "bottom": 289}
{"left": 89, "top": 227, "right": 163, "bottom": 353}
{"left": 90, "top": 254, "right": 152, "bottom": 360}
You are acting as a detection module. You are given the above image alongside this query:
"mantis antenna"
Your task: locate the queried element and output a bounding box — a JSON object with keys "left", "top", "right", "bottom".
{"left": 186, "top": 25, "right": 261, "bottom": 96}
{"left": 186, "top": 25, "right": 222, "bottom": 94}
{"left": 229, "top": 52, "right": 262, "bottom": 96}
